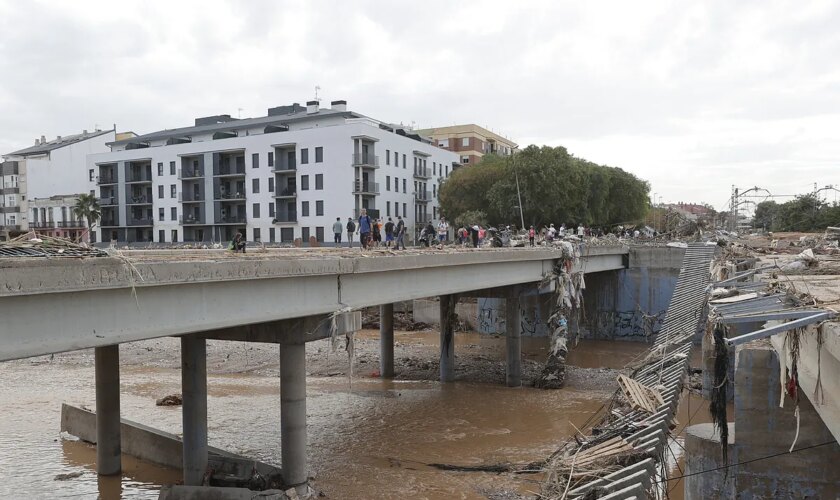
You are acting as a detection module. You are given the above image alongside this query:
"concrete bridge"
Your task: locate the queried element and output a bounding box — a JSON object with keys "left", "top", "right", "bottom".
{"left": 0, "top": 245, "right": 628, "bottom": 490}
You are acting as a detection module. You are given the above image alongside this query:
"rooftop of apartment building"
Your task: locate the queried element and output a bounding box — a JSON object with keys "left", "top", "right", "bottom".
{"left": 109, "top": 100, "right": 432, "bottom": 150}
{"left": 5, "top": 129, "right": 113, "bottom": 158}
{"left": 414, "top": 123, "right": 518, "bottom": 149}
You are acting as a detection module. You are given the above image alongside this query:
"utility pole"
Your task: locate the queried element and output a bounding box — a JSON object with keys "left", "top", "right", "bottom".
{"left": 513, "top": 153, "right": 525, "bottom": 231}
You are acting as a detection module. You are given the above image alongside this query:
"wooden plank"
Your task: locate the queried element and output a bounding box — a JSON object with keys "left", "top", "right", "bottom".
{"left": 618, "top": 375, "right": 664, "bottom": 414}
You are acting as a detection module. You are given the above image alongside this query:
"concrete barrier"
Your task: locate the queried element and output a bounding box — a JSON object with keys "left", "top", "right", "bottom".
{"left": 684, "top": 423, "right": 735, "bottom": 500}
{"left": 60, "top": 404, "right": 282, "bottom": 481}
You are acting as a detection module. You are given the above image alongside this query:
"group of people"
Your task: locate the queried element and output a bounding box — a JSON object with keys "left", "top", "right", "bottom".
{"left": 333, "top": 209, "right": 407, "bottom": 250}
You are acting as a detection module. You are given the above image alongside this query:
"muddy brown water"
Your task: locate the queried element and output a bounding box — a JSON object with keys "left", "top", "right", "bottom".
{"left": 0, "top": 336, "right": 678, "bottom": 499}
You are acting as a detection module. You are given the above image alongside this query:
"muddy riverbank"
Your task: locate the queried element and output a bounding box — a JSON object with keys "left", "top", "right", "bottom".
{"left": 1, "top": 330, "right": 650, "bottom": 499}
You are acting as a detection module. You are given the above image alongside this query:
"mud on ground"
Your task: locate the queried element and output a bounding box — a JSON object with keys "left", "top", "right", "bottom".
{"left": 29, "top": 330, "right": 620, "bottom": 392}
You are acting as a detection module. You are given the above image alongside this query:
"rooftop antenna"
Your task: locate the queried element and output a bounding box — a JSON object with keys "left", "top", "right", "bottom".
{"left": 314, "top": 85, "right": 322, "bottom": 102}
{"left": 237, "top": 108, "right": 243, "bottom": 119}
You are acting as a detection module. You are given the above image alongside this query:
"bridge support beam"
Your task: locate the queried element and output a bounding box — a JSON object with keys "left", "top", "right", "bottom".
{"left": 439, "top": 294, "right": 456, "bottom": 382}
{"left": 505, "top": 295, "right": 522, "bottom": 387}
{"left": 379, "top": 303, "right": 394, "bottom": 378}
{"left": 181, "top": 336, "right": 208, "bottom": 486}
{"left": 280, "top": 341, "right": 307, "bottom": 486}
{"left": 95, "top": 345, "right": 121, "bottom": 475}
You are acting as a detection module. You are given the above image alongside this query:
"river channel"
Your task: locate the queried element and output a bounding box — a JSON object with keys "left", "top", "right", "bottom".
{"left": 0, "top": 332, "right": 706, "bottom": 499}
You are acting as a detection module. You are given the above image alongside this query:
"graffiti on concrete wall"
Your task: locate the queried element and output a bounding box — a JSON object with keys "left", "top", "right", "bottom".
{"left": 584, "top": 309, "right": 667, "bottom": 339}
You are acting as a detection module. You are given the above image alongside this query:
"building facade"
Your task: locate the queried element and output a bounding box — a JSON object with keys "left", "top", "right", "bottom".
{"left": 415, "top": 124, "right": 518, "bottom": 167}
{"left": 1, "top": 129, "right": 114, "bottom": 240}
{"left": 89, "top": 100, "right": 459, "bottom": 244}
{"left": 29, "top": 195, "right": 89, "bottom": 242}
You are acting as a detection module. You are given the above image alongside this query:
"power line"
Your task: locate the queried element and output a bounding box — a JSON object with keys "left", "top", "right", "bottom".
{"left": 659, "top": 440, "right": 837, "bottom": 484}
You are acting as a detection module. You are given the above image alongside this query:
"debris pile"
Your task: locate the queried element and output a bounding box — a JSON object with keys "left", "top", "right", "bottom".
{"left": 0, "top": 233, "right": 107, "bottom": 258}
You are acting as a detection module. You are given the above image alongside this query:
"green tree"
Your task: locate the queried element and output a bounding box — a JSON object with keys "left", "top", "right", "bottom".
{"left": 753, "top": 201, "right": 779, "bottom": 230}
{"left": 73, "top": 193, "right": 101, "bottom": 236}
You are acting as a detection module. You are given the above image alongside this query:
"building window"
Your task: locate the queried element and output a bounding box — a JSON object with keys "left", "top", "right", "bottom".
{"left": 269, "top": 202, "right": 275, "bottom": 217}
{"left": 433, "top": 162, "right": 436, "bottom": 176}
{"left": 171, "top": 207, "right": 177, "bottom": 221}
{"left": 89, "top": 169, "right": 94, "bottom": 181}
{"left": 402, "top": 154, "right": 406, "bottom": 169}
{"left": 301, "top": 175, "right": 309, "bottom": 190}
{"left": 393, "top": 177, "right": 398, "bottom": 191}
{"left": 159, "top": 229, "right": 165, "bottom": 242}
{"left": 280, "top": 228, "right": 293, "bottom": 242}
{"left": 158, "top": 185, "right": 164, "bottom": 199}
{"left": 315, "top": 147, "right": 323, "bottom": 163}
{"left": 316, "top": 200, "right": 324, "bottom": 216}
{"left": 461, "top": 156, "right": 470, "bottom": 164}
{"left": 252, "top": 153, "right": 259, "bottom": 169}
{"left": 268, "top": 152, "right": 274, "bottom": 167}
{"left": 268, "top": 177, "right": 274, "bottom": 192}
{"left": 386, "top": 150, "right": 390, "bottom": 165}
{"left": 269, "top": 227, "right": 276, "bottom": 242}
{"left": 414, "top": 157, "right": 418, "bottom": 168}
{"left": 394, "top": 151, "right": 398, "bottom": 166}
{"left": 461, "top": 137, "right": 469, "bottom": 147}
{"left": 252, "top": 178, "right": 260, "bottom": 194}
{"left": 395, "top": 203, "right": 400, "bottom": 217}
{"left": 302, "top": 227, "right": 310, "bottom": 242}
{"left": 253, "top": 228, "right": 261, "bottom": 242}
{"left": 433, "top": 185, "right": 436, "bottom": 197}
{"left": 386, "top": 176, "right": 390, "bottom": 191}
{"left": 157, "top": 163, "right": 163, "bottom": 176}
{"left": 433, "top": 206, "right": 437, "bottom": 219}
{"left": 446, "top": 165, "right": 449, "bottom": 176}
{"left": 439, "top": 138, "right": 449, "bottom": 148}
{"left": 386, "top": 201, "right": 390, "bottom": 216}
{"left": 403, "top": 203, "right": 407, "bottom": 217}
{"left": 171, "top": 184, "right": 176, "bottom": 198}
{"left": 301, "top": 148, "right": 309, "bottom": 164}
{"left": 302, "top": 201, "right": 309, "bottom": 217}
{"left": 315, "top": 174, "right": 323, "bottom": 190}
{"left": 253, "top": 203, "right": 261, "bottom": 218}
{"left": 170, "top": 161, "right": 176, "bottom": 175}
{"left": 315, "top": 226, "right": 324, "bottom": 242}
{"left": 171, "top": 229, "right": 178, "bottom": 242}
{"left": 158, "top": 208, "right": 165, "bottom": 221}
{"left": 402, "top": 179, "right": 406, "bottom": 193}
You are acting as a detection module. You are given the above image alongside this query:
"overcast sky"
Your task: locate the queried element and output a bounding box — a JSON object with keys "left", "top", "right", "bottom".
{"left": 1, "top": 0, "right": 838, "bottom": 210}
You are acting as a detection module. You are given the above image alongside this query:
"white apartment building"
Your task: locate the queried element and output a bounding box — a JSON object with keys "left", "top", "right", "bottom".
{"left": 0, "top": 129, "right": 115, "bottom": 240}
{"left": 89, "top": 100, "right": 459, "bottom": 245}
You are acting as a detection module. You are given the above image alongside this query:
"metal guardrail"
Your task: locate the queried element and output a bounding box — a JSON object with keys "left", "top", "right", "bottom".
{"left": 352, "top": 153, "right": 379, "bottom": 167}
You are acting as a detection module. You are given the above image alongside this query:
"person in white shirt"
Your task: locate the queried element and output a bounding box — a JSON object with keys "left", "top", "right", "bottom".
{"left": 437, "top": 217, "right": 449, "bottom": 243}
{"left": 577, "top": 224, "right": 584, "bottom": 236}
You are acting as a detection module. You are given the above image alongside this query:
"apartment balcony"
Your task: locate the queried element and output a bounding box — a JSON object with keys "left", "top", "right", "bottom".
{"left": 126, "top": 195, "right": 152, "bottom": 206}
{"left": 214, "top": 190, "right": 246, "bottom": 201}
{"left": 32, "top": 221, "right": 54, "bottom": 229}
{"left": 413, "top": 167, "right": 431, "bottom": 179}
{"left": 97, "top": 174, "right": 117, "bottom": 185}
{"left": 0, "top": 204, "right": 20, "bottom": 213}
{"left": 272, "top": 160, "right": 297, "bottom": 173}
{"left": 352, "top": 181, "right": 380, "bottom": 195}
{"left": 215, "top": 214, "right": 247, "bottom": 224}
{"left": 99, "top": 195, "right": 119, "bottom": 206}
{"left": 126, "top": 171, "right": 153, "bottom": 183}
{"left": 273, "top": 213, "right": 297, "bottom": 224}
{"left": 127, "top": 217, "right": 153, "bottom": 227}
{"left": 274, "top": 188, "right": 297, "bottom": 199}
{"left": 100, "top": 219, "right": 119, "bottom": 227}
{"left": 353, "top": 208, "right": 380, "bottom": 219}
{"left": 414, "top": 191, "right": 433, "bottom": 203}
{"left": 178, "top": 168, "right": 205, "bottom": 179}
{"left": 1, "top": 224, "right": 21, "bottom": 231}
{"left": 215, "top": 164, "right": 246, "bottom": 177}
{"left": 127, "top": 217, "right": 154, "bottom": 227}
{"left": 0, "top": 186, "right": 20, "bottom": 195}
{"left": 179, "top": 215, "right": 208, "bottom": 226}
{"left": 178, "top": 192, "right": 205, "bottom": 203}
{"left": 57, "top": 221, "right": 85, "bottom": 228}
{"left": 352, "top": 153, "right": 379, "bottom": 168}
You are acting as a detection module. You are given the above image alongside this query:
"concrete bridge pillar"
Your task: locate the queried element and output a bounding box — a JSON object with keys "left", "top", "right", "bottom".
{"left": 379, "top": 303, "right": 395, "bottom": 378}
{"left": 181, "top": 336, "right": 208, "bottom": 486}
{"left": 95, "top": 345, "right": 121, "bottom": 475}
{"left": 439, "top": 294, "right": 456, "bottom": 382}
{"left": 505, "top": 295, "right": 522, "bottom": 387}
{"left": 280, "top": 341, "right": 307, "bottom": 486}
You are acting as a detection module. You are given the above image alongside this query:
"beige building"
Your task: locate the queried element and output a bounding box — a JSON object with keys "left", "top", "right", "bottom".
{"left": 415, "top": 124, "right": 518, "bottom": 167}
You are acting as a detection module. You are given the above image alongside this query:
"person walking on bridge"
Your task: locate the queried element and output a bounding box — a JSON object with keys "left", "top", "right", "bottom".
{"left": 346, "top": 217, "right": 356, "bottom": 248}
{"left": 395, "top": 216, "right": 406, "bottom": 250}
{"left": 332, "top": 217, "right": 343, "bottom": 246}
{"left": 384, "top": 217, "right": 395, "bottom": 248}
{"left": 358, "top": 209, "right": 373, "bottom": 250}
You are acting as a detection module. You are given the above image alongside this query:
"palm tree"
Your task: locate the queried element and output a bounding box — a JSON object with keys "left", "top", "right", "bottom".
{"left": 73, "top": 193, "right": 101, "bottom": 239}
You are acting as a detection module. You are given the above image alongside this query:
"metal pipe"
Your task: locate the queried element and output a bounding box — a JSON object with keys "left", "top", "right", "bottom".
{"left": 725, "top": 312, "right": 834, "bottom": 347}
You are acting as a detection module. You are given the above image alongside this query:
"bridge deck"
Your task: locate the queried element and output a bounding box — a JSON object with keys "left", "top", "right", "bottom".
{"left": 0, "top": 245, "right": 627, "bottom": 361}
